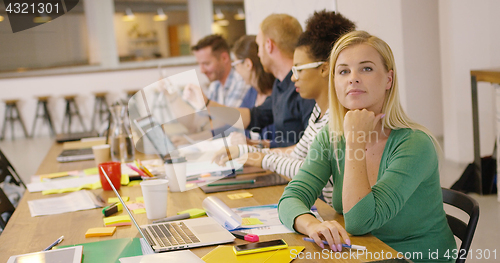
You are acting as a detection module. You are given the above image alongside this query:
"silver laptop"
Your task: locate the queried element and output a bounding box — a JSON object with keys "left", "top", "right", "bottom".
{"left": 100, "top": 167, "right": 235, "bottom": 253}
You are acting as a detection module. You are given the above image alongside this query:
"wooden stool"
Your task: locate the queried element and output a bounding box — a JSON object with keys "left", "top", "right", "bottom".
{"left": 31, "top": 96, "right": 56, "bottom": 137}
{"left": 61, "top": 95, "right": 87, "bottom": 134}
{"left": 1, "top": 99, "right": 29, "bottom": 140}
{"left": 90, "top": 92, "right": 110, "bottom": 132}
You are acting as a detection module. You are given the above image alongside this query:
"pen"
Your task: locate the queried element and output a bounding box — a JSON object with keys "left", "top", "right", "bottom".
{"left": 302, "top": 237, "right": 366, "bottom": 250}
{"left": 126, "top": 164, "right": 148, "bottom": 177}
{"left": 43, "top": 235, "right": 64, "bottom": 251}
{"left": 152, "top": 213, "right": 190, "bottom": 224}
{"left": 207, "top": 179, "right": 255, "bottom": 187}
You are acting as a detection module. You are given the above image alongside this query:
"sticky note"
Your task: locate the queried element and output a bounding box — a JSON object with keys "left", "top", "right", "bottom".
{"left": 127, "top": 203, "right": 145, "bottom": 210}
{"left": 85, "top": 227, "right": 116, "bottom": 238}
{"left": 241, "top": 218, "right": 264, "bottom": 226}
{"left": 108, "top": 197, "right": 129, "bottom": 203}
{"left": 227, "top": 192, "right": 253, "bottom": 200}
{"left": 128, "top": 181, "right": 141, "bottom": 187}
{"left": 84, "top": 167, "right": 98, "bottom": 175}
{"left": 103, "top": 215, "right": 131, "bottom": 226}
{"left": 133, "top": 208, "right": 146, "bottom": 214}
{"left": 136, "top": 197, "right": 144, "bottom": 203}
{"left": 178, "top": 208, "right": 206, "bottom": 218}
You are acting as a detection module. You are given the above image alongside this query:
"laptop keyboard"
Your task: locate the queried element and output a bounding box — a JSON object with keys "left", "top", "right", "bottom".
{"left": 142, "top": 222, "right": 201, "bottom": 247}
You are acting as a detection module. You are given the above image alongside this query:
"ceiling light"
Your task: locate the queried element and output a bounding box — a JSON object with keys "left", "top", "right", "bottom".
{"left": 214, "top": 8, "right": 224, "bottom": 20}
{"left": 33, "top": 13, "right": 51, "bottom": 23}
{"left": 215, "top": 20, "right": 229, "bottom": 26}
{"left": 154, "top": 8, "right": 168, "bottom": 21}
{"left": 123, "top": 8, "right": 136, "bottom": 22}
{"left": 234, "top": 8, "right": 245, "bottom": 20}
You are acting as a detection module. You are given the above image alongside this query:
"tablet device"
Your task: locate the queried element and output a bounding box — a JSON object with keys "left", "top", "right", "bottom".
{"left": 7, "top": 246, "right": 83, "bottom": 263}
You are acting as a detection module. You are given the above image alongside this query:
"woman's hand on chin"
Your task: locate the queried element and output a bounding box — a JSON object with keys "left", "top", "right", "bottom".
{"left": 344, "top": 109, "right": 384, "bottom": 143}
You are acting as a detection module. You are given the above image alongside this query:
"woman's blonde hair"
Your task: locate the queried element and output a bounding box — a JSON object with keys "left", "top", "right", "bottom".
{"left": 328, "top": 30, "right": 441, "bottom": 157}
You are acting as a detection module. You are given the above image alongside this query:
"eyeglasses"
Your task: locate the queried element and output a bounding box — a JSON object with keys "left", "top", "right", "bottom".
{"left": 231, "top": 59, "right": 244, "bottom": 67}
{"left": 292, "top": 62, "right": 324, "bottom": 80}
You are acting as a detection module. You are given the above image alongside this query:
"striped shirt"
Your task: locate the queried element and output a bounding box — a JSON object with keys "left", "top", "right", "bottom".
{"left": 238, "top": 104, "right": 334, "bottom": 205}
{"left": 206, "top": 68, "right": 250, "bottom": 107}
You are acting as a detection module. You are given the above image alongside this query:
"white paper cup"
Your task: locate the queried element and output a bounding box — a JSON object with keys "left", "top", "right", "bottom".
{"left": 164, "top": 157, "right": 187, "bottom": 192}
{"left": 140, "top": 179, "right": 169, "bottom": 219}
{"left": 92, "top": 144, "right": 111, "bottom": 167}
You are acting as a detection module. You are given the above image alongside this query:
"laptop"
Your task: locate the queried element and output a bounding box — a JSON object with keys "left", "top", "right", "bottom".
{"left": 56, "top": 148, "right": 94, "bottom": 162}
{"left": 100, "top": 167, "right": 235, "bottom": 253}
{"left": 55, "top": 131, "right": 99, "bottom": 143}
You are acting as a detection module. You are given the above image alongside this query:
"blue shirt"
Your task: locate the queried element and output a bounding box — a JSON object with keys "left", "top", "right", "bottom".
{"left": 248, "top": 71, "right": 315, "bottom": 148}
{"left": 240, "top": 87, "right": 276, "bottom": 142}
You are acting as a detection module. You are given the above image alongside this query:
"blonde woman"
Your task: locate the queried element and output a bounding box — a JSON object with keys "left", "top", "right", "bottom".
{"left": 278, "top": 31, "right": 455, "bottom": 262}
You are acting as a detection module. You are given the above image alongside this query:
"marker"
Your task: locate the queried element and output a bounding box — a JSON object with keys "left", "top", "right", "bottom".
{"left": 302, "top": 237, "right": 366, "bottom": 250}
{"left": 43, "top": 236, "right": 64, "bottom": 251}
{"left": 231, "top": 230, "right": 259, "bottom": 242}
{"left": 207, "top": 179, "right": 255, "bottom": 187}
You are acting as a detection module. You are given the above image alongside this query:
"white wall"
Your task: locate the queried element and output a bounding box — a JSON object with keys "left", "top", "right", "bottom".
{"left": 244, "top": 0, "right": 336, "bottom": 34}
{"left": 439, "top": 0, "right": 500, "bottom": 163}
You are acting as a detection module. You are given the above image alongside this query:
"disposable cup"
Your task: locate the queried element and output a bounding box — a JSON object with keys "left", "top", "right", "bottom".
{"left": 164, "top": 156, "right": 187, "bottom": 192}
{"left": 140, "top": 179, "right": 169, "bottom": 219}
{"left": 92, "top": 144, "right": 111, "bottom": 167}
{"left": 98, "top": 162, "right": 121, "bottom": 191}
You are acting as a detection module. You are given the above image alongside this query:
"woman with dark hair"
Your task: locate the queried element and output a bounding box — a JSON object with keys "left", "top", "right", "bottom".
{"left": 213, "top": 10, "right": 355, "bottom": 206}
{"left": 231, "top": 35, "right": 275, "bottom": 144}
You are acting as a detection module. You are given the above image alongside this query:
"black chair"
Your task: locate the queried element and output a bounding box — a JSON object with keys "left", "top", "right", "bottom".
{"left": 0, "top": 187, "right": 15, "bottom": 230}
{"left": 0, "top": 149, "right": 25, "bottom": 188}
{"left": 442, "top": 188, "right": 480, "bottom": 263}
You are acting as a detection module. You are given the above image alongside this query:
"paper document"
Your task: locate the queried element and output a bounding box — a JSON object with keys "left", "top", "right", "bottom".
{"left": 28, "top": 190, "right": 103, "bottom": 217}
{"left": 27, "top": 175, "right": 100, "bottom": 193}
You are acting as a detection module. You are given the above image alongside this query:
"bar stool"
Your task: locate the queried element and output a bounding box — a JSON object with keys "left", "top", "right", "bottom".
{"left": 31, "top": 96, "right": 56, "bottom": 137}
{"left": 1, "top": 99, "right": 29, "bottom": 140}
{"left": 61, "top": 95, "right": 87, "bottom": 134}
{"left": 90, "top": 92, "right": 110, "bottom": 132}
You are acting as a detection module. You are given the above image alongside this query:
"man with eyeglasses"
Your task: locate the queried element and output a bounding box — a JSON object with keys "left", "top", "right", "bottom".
{"left": 192, "top": 34, "right": 250, "bottom": 107}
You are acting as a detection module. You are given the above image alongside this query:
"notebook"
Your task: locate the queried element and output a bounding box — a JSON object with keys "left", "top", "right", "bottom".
{"left": 57, "top": 148, "right": 94, "bottom": 162}
{"left": 100, "top": 167, "right": 235, "bottom": 253}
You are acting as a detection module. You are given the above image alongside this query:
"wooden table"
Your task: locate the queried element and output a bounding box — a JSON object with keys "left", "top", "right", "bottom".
{"left": 469, "top": 68, "right": 500, "bottom": 194}
{"left": 0, "top": 143, "right": 399, "bottom": 262}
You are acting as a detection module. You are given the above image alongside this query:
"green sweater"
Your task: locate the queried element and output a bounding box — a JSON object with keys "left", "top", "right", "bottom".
{"left": 278, "top": 128, "right": 456, "bottom": 262}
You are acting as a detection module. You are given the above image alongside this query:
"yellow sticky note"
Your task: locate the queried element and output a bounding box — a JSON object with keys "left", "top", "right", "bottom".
{"left": 227, "top": 192, "right": 253, "bottom": 200}
{"left": 242, "top": 218, "right": 263, "bottom": 226}
{"left": 133, "top": 208, "right": 146, "bottom": 214}
{"left": 136, "top": 197, "right": 144, "bottom": 203}
{"left": 85, "top": 227, "right": 116, "bottom": 238}
{"left": 128, "top": 181, "right": 141, "bottom": 187}
{"left": 108, "top": 197, "right": 129, "bottom": 203}
{"left": 39, "top": 171, "right": 70, "bottom": 181}
{"left": 178, "top": 208, "right": 206, "bottom": 218}
{"left": 103, "top": 215, "right": 131, "bottom": 226}
{"left": 84, "top": 167, "right": 98, "bottom": 175}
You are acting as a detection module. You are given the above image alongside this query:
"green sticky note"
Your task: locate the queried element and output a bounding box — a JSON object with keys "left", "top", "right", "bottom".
{"left": 58, "top": 237, "right": 141, "bottom": 263}
{"left": 178, "top": 208, "right": 206, "bottom": 218}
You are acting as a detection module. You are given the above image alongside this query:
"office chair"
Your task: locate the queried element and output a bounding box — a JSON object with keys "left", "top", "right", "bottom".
{"left": 0, "top": 187, "right": 16, "bottom": 230}
{"left": 0, "top": 149, "right": 25, "bottom": 188}
{"left": 442, "top": 188, "right": 480, "bottom": 263}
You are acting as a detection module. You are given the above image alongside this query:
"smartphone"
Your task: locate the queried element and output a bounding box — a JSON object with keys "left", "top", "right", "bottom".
{"left": 233, "top": 239, "right": 288, "bottom": 255}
